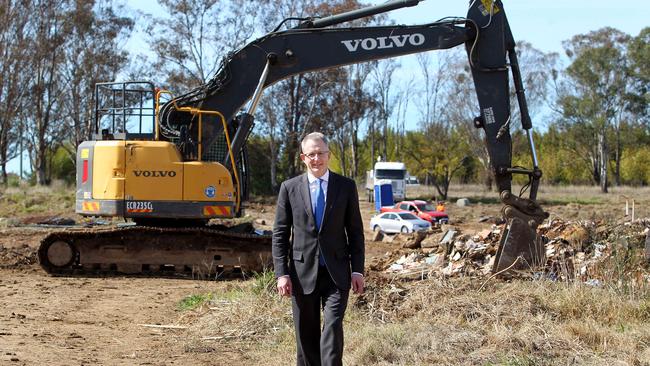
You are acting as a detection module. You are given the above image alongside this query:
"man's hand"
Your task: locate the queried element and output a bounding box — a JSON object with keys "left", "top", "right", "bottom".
{"left": 351, "top": 273, "right": 364, "bottom": 295}
{"left": 277, "top": 276, "right": 292, "bottom": 297}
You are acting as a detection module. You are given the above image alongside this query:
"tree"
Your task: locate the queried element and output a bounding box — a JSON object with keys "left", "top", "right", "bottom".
{"left": 143, "top": 0, "right": 262, "bottom": 91}
{"left": 0, "top": 0, "right": 31, "bottom": 184}
{"left": 437, "top": 49, "right": 491, "bottom": 188}
{"left": 370, "top": 59, "right": 399, "bottom": 162}
{"left": 61, "top": 0, "right": 133, "bottom": 153}
{"left": 401, "top": 51, "right": 466, "bottom": 198}
{"left": 255, "top": 0, "right": 374, "bottom": 186}
{"left": 402, "top": 128, "right": 466, "bottom": 200}
{"left": 26, "top": 0, "right": 71, "bottom": 185}
{"left": 626, "top": 27, "right": 650, "bottom": 123}
{"left": 558, "top": 27, "right": 631, "bottom": 192}
{"left": 20, "top": 0, "right": 134, "bottom": 185}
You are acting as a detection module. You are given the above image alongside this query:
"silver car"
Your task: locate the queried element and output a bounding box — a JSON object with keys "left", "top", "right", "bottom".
{"left": 370, "top": 212, "right": 431, "bottom": 234}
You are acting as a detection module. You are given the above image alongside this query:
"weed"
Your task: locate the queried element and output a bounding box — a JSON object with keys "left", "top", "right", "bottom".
{"left": 251, "top": 269, "right": 276, "bottom": 296}
{"left": 178, "top": 293, "right": 213, "bottom": 311}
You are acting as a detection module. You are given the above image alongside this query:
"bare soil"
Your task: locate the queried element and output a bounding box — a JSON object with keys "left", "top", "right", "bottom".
{"left": 1, "top": 185, "right": 648, "bottom": 365}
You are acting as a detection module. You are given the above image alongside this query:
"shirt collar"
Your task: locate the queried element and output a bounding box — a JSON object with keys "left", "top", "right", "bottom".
{"left": 307, "top": 170, "right": 329, "bottom": 184}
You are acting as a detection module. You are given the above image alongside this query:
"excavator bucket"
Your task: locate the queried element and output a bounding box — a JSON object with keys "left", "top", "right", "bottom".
{"left": 493, "top": 192, "right": 548, "bottom": 274}
{"left": 493, "top": 215, "right": 545, "bottom": 273}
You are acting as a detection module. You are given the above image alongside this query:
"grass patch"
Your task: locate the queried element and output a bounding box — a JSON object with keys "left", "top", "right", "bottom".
{"left": 251, "top": 269, "right": 277, "bottom": 296}
{"left": 178, "top": 293, "right": 214, "bottom": 311}
{"left": 0, "top": 183, "right": 75, "bottom": 217}
{"left": 540, "top": 196, "right": 604, "bottom": 205}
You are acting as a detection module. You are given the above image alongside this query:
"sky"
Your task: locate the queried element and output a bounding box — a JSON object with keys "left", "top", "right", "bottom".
{"left": 377, "top": 0, "right": 646, "bottom": 54}
{"left": 6, "top": 0, "right": 647, "bottom": 175}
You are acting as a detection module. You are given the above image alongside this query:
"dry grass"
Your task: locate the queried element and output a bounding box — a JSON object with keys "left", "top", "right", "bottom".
{"left": 405, "top": 184, "right": 650, "bottom": 224}
{"left": 174, "top": 274, "right": 650, "bottom": 365}
{"left": 0, "top": 181, "right": 75, "bottom": 220}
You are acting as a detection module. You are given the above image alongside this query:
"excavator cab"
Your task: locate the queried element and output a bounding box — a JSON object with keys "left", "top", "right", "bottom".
{"left": 93, "top": 82, "right": 157, "bottom": 141}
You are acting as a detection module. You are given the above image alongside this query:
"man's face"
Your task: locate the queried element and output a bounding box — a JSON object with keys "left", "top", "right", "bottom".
{"left": 300, "top": 138, "right": 330, "bottom": 178}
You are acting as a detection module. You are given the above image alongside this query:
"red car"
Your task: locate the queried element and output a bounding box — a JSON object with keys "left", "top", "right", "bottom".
{"left": 380, "top": 200, "right": 449, "bottom": 224}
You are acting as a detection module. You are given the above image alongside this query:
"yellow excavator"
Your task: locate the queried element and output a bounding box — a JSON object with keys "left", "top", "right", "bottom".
{"left": 39, "top": 0, "right": 548, "bottom": 276}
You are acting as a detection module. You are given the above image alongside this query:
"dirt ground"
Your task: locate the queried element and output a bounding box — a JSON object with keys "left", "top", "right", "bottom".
{"left": 0, "top": 186, "right": 647, "bottom": 365}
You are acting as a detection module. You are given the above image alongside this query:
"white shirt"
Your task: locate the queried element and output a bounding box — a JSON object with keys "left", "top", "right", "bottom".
{"left": 307, "top": 170, "right": 329, "bottom": 213}
{"left": 307, "top": 169, "right": 362, "bottom": 278}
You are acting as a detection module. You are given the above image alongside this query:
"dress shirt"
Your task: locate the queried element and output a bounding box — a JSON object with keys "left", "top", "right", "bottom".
{"left": 307, "top": 170, "right": 329, "bottom": 213}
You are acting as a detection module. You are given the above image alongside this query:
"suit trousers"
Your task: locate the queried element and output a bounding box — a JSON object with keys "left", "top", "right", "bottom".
{"left": 292, "top": 266, "right": 349, "bottom": 366}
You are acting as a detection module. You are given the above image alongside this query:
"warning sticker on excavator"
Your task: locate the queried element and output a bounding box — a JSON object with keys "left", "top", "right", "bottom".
{"left": 479, "top": 0, "right": 500, "bottom": 16}
{"left": 204, "top": 185, "right": 216, "bottom": 198}
{"left": 203, "top": 206, "right": 231, "bottom": 216}
{"left": 82, "top": 201, "right": 100, "bottom": 211}
{"left": 126, "top": 201, "right": 154, "bottom": 213}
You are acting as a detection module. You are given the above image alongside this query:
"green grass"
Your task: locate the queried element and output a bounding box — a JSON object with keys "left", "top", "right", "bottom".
{"left": 178, "top": 293, "right": 214, "bottom": 311}
{"left": 251, "top": 269, "right": 277, "bottom": 296}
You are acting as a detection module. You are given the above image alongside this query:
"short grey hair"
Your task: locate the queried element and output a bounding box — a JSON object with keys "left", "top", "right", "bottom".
{"left": 301, "top": 132, "right": 328, "bottom": 152}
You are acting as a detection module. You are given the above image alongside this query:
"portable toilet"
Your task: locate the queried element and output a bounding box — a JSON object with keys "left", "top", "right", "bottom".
{"left": 374, "top": 179, "right": 394, "bottom": 212}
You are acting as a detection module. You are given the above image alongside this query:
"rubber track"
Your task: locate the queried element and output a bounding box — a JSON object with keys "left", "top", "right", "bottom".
{"left": 38, "top": 226, "right": 272, "bottom": 277}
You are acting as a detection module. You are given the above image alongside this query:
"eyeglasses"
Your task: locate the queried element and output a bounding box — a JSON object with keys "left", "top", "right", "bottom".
{"left": 302, "top": 151, "right": 329, "bottom": 160}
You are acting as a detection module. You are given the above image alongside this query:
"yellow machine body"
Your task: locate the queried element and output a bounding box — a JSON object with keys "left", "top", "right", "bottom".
{"left": 76, "top": 140, "right": 236, "bottom": 219}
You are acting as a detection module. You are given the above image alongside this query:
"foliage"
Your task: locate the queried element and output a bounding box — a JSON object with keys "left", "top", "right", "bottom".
{"left": 555, "top": 27, "right": 637, "bottom": 192}
{"left": 49, "top": 145, "right": 76, "bottom": 185}
{"left": 247, "top": 134, "right": 275, "bottom": 195}
{"left": 620, "top": 146, "right": 650, "bottom": 185}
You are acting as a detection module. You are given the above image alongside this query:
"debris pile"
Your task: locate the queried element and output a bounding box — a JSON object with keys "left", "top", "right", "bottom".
{"left": 370, "top": 218, "right": 650, "bottom": 282}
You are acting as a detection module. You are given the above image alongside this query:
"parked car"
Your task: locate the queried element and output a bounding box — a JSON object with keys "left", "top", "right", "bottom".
{"left": 380, "top": 200, "right": 449, "bottom": 224}
{"left": 370, "top": 212, "right": 431, "bottom": 234}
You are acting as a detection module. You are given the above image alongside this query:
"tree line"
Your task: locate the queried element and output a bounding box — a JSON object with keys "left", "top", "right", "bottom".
{"left": 0, "top": 0, "right": 648, "bottom": 198}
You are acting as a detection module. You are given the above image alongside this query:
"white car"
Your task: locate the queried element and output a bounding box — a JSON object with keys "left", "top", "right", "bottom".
{"left": 370, "top": 212, "right": 431, "bottom": 234}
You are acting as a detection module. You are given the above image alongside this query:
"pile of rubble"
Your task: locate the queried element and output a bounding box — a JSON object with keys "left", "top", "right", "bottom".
{"left": 370, "top": 218, "right": 650, "bottom": 282}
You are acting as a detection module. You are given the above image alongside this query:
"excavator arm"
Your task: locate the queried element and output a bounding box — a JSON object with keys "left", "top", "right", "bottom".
{"left": 161, "top": 0, "right": 548, "bottom": 273}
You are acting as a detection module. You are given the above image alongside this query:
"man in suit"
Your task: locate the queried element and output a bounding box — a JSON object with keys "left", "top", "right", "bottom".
{"left": 272, "top": 132, "right": 365, "bottom": 366}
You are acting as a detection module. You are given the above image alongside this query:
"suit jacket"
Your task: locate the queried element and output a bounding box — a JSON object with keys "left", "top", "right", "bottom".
{"left": 272, "top": 171, "right": 365, "bottom": 295}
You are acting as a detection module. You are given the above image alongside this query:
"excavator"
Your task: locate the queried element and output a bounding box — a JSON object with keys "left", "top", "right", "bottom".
{"left": 38, "top": 0, "right": 548, "bottom": 276}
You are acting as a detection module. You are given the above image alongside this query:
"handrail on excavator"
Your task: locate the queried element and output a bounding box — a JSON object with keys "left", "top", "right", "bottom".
{"left": 155, "top": 89, "right": 241, "bottom": 213}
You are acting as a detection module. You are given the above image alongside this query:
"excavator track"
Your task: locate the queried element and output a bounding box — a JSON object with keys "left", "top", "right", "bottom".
{"left": 38, "top": 226, "right": 272, "bottom": 277}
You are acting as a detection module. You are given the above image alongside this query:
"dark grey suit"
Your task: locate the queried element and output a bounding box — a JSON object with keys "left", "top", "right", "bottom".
{"left": 272, "top": 171, "right": 365, "bottom": 366}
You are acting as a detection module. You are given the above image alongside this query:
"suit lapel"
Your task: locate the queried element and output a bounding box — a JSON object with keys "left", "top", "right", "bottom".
{"left": 320, "top": 171, "right": 340, "bottom": 232}
{"left": 299, "top": 174, "right": 316, "bottom": 228}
